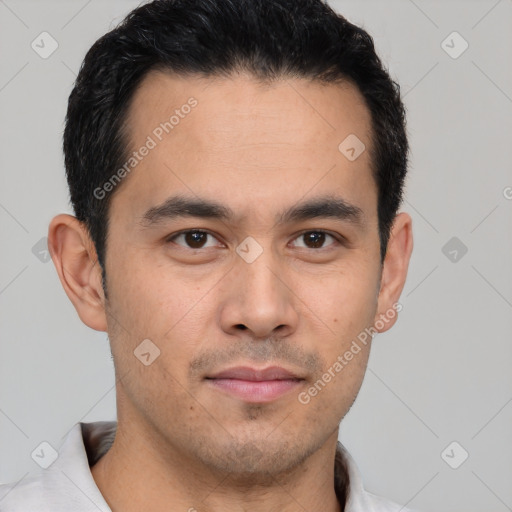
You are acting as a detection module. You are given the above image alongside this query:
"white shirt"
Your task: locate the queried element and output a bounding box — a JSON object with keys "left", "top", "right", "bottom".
{"left": 0, "top": 422, "right": 417, "bottom": 511}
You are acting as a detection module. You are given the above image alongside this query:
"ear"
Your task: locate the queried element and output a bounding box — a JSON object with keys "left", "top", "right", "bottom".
{"left": 47, "top": 214, "right": 108, "bottom": 332}
{"left": 373, "top": 212, "right": 413, "bottom": 333}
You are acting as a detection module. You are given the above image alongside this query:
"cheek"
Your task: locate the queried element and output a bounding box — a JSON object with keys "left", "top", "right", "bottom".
{"left": 301, "top": 264, "right": 379, "bottom": 336}
{"left": 107, "top": 249, "right": 208, "bottom": 337}
{"left": 295, "top": 343, "right": 371, "bottom": 434}
{"left": 105, "top": 250, "right": 220, "bottom": 383}
{"left": 292, "top": 262, "right": 377, "bottom": 409}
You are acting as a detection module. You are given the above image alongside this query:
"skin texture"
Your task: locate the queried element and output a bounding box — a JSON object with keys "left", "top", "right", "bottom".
{"left": 48, "top": 71, "right": 413, "bottom": 512}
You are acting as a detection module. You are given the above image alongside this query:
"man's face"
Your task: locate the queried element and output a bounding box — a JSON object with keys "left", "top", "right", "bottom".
{"left": 103, "top": 71, "right": 382, "bottom": 476}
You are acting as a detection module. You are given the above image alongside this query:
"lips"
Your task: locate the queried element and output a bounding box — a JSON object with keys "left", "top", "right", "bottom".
{"left": 205, "top": 366, "right": 304, "bottom": 403}
{"left": 208, "top": 366, "right": 302, "bottom": 381}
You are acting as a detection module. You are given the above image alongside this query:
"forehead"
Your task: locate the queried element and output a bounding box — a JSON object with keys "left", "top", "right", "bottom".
{"left": 113, "top": 70, "right": 376, "bottom": 222}
{"left": 126, "top": 69, "right": 372, "bottom": 150}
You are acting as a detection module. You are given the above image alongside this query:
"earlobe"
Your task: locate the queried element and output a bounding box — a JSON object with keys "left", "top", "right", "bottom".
{"left": 48, "top": 214, "right": 108, "bottom": 332}
{"left": 374, "top": 212, "right": 413, "bottom": 334}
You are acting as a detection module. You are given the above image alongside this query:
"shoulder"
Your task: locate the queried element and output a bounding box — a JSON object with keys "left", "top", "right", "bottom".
{"left": 0, "top": 471, "right": 59, "bottom": 512}
{"left": 0, "top": 422, "right": 113, "bottom": 512}
{"left": 360, "top": 490, "right": 419, "bottom": 512}
{"left": 338, "top": 442, "right": 420, "bottom": 512}
{"left": 0, "top": 461, "right": 110, "bottom": 512}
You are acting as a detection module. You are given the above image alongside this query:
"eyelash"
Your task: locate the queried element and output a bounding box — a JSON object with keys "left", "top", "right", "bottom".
{"left": 166, "top": 229, "right": 344, "bottom": 250}
{"left": 167, "top": 230, "right": 223, "bottom": 250}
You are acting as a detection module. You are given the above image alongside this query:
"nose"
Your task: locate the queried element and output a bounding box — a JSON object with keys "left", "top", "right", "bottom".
{"left": 219, "top": 246, "right": 299, "bottom": 340}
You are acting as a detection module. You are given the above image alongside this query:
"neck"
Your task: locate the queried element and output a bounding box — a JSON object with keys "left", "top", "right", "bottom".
{"left": 91, "top": 419, "right": 345, "bottom": 512}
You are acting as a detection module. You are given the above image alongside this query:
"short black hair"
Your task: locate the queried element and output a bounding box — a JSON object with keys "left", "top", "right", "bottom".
{"left": 63, "top": 0, "right": 408, "bottom": 294}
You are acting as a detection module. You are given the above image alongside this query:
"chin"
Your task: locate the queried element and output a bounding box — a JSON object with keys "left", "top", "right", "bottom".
{"left": 191, "top": 433, "right": 319, "bottom": 484}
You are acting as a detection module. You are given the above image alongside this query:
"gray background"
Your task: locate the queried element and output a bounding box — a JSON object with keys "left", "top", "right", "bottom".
{"left": 1, "top": 1, "right": 511, "bottom": 511}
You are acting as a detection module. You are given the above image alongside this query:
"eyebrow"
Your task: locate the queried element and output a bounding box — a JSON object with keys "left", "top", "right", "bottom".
{"left": 277, "top": 196, "right": 364, "bottom": 227}
{"left": 138, "top": 194, "right": 364, "bottom": 228}
{"left": 139, "top": 196, "right": 233, "bottom": 226}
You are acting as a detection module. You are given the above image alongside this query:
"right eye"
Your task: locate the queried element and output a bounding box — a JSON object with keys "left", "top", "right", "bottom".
{"left": 167, "top": 230, "right": 223, "bottom": 249}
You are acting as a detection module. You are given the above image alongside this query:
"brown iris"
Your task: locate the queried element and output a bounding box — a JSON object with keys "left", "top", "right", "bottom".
{"left": 184, "top": 230, "right": 209, "bottom": 248}
{"left": 303, "top": 231, "right": 326, "bottom": 248}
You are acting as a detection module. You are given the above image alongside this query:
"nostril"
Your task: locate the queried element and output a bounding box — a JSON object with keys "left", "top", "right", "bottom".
{"left": 235, "top": 324, "right": 248, "bottom": 330}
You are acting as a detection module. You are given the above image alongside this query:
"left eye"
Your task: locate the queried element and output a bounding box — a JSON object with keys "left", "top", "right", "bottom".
{"left": 169, "top": 230, "right": 220, "bottom": 249}
{"left": 291, "top": 231, "right": 338, "bottom": 249}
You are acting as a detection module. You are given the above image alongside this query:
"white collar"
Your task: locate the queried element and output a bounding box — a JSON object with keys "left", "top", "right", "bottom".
{"left": 0, "top": 421, "right": 414, "bottom": 512}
